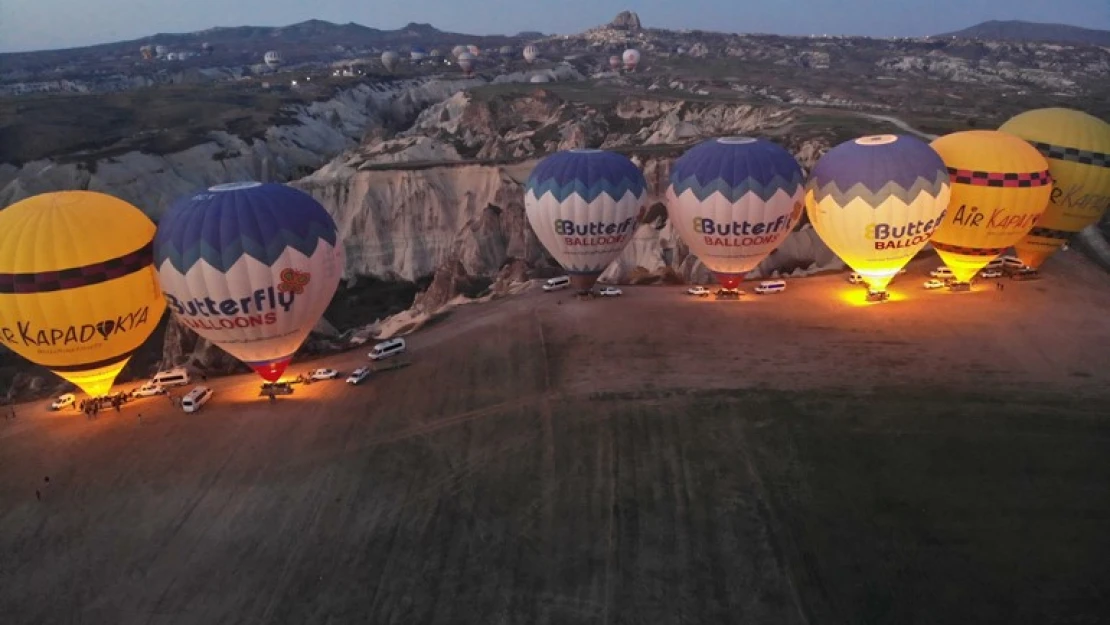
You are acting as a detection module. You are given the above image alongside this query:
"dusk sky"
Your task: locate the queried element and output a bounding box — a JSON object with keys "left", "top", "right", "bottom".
{"left": 1, "top": 0, "right": 1108, "bottom": 53}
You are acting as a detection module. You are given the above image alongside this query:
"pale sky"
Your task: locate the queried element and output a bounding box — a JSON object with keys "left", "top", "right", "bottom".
{"left": 0, "top": 0, "right": 1108, "bottom": 53}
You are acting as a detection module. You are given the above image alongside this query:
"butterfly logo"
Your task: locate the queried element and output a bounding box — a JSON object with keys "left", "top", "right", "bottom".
{"left": 278, "top": 268, "right": 311, "bottom": 295}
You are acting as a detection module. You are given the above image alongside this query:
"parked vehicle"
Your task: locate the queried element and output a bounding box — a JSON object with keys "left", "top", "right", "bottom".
{"left": 130, "top": 382, "right": 166, "bottom": 398}
{"left": 923, "top": 279, "right": 945, "bottom": 290}
{"left": 369, "top": 338, "right": 407, "bottom": 361}
{"left": 181, "top": 386, "right": 214, "bottom": 413}
{"left": 307, "top": 368, "right": 339, "bottom": 381}
{"left": 50, "top": 393, "right": 75, "bottom": 410}
{"left": 686, "top": 286, "right": 711, "bottom": 297}
{"left": 754, "top": 280, "right": 787, "bottom": 294}
{"left": 979, "top": 269, "right": 1003, "bottom": 279}
{"left": 598, "top": 286, "right": 623, "bottom": 297}
{"left": 847, "top": 272, "right": 867, "bottom": 285}
{"left": 151, "top": 367, "right": 191, "bottom": 387}
{"left": 542, "top": 276, "right": 570, "bottom": 292}
{"left": 929, "top": 267, "right": 954, "bottom": 279}
{"left": 346, "top": 367, "right": 371, "bottom": 385}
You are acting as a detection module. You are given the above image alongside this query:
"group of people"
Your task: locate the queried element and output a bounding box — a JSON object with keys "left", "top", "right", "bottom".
{"left": 79, "top": 394, "right": 126, "bottom": 419}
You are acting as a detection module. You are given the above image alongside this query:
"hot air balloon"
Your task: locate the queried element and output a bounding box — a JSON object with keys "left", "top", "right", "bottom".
{"left": 452, "top": 45, "right": 467, "bottom": 59}
{"left": 524, "top": 45, "right": 538, "bottom": 63}
{"left": 457, "top": 52, "right": 475, "bottom": 76}
{"left": 381, "top": 50, "right": 400, "bottom": 72}
{"left": 622, "top": 48, "right": 640, "bottom": 71}
{"left": 264, "top": 50, "right": 282, "bottom": 70}
{"left": 140, "top": 45, "right": 154, "bottom": 60}
{"left": 929, "top": 130, "right": 1052, "bottom": 283}
{"left": 0, "top": 192, "right": 166, "bottom": 398}
{"left": 524, "top": 150, "right": 648, "bottom": 293}
{"left": 500, "top": 45, "right": 514, "bottom": 58}
{"left": 153, "top": 182, "right": 344, "bottom": 383}
{"left": 410, "top": 46, "right": 427, "bottom": 62}
{"left": 609, "top": 55, "right": 622, "bottom": 71}
{"left": 467, "top": 44, "right": 481, "bottom": 57}
{"left": 805, "top": 135, "right": 951, "bottom": 291}
{"left": 999, "top": 108, "right": 1110, "bottom": 269}
{"left": 667, "top": 137, "right": 806, "bottom": 290}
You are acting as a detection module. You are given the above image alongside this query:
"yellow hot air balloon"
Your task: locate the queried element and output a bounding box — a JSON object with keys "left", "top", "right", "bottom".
{"left": 0, "top": 191, "right": 166, "bottom": 397}
{"left": 999, "top": 108, "right": 1110, "bottom": 269}
{"left": 929, "top": 131, "right": 1053, "bottom": 283}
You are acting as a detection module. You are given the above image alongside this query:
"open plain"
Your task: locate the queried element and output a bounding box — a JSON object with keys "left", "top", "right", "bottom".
{"left": 2, "top": 252, "right": 1110, "bottom": 625}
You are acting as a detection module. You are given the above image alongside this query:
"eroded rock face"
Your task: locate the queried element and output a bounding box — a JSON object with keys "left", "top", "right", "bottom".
{"left": 609, "top": 11, "right": 643, "bottom": 31}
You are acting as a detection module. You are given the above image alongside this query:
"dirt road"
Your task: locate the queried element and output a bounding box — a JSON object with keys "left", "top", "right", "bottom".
{"left": 1, "top": 250, "right": 1108, "bottom": 624}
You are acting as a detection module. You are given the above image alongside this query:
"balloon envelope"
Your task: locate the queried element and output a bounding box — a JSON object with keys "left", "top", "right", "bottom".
{"left": 381, "top": 51, "right": 399, "bottom": 72}
{"left": 622, "top": 49, "right": 640, "bottom": 70}
{"left": 806, "top": 134, "right": 951, "bottom": 290}
{"left": 929, "top": 130, "right": 1052, "bottom": 282}
{"left": 667, "top": 137, "right": 805, "bottom": 289}
{"left": 999, "top": 108, "right": 1110, "bottom": 268}
{"left": 524, "top": 45, "right": 538, "bottom": 62}
{"left": 153, "top": 182, "right": 344, "bottom": 382}
{"left": 457, "top": 52, "right": 475, "bottom": 73}
{"left": 524, "top": 150, "right": 648, "bottom": 291}
{"left": 0, "top": 191, "right": 165, "bottom": 397}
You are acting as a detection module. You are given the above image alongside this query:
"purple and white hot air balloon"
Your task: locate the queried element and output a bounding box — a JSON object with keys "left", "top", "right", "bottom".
{"left": 153, "top": 182, "right": 344, "bottom": 382}
{"left": 666, "top": 137, "right": 806, "bottom": 289}
{"left": 524, "top": 150, "right": 648, "bottom": 293}
{"left": 622, "top": 48, "right": 640, "bottom": 71}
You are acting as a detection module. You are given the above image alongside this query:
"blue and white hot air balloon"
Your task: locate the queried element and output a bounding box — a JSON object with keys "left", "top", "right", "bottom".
{"left": 524, "top": 149, "right": 648, "bottom": 292}
{"left": 666, "top": 137, "right": 806, "bottom": 289}
{"left": 153, "top": 182, "right": 345, "bottom": 382}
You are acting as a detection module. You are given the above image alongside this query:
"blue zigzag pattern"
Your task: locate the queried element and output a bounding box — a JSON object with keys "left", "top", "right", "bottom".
{"left": 524, "top": 177, "right": 647, "bottom": 203}
{"left": 668, "top": 172, "right": 804, "bottom": 203}
{"left": 156, "top": 220, "right": 336, "bottom": 274}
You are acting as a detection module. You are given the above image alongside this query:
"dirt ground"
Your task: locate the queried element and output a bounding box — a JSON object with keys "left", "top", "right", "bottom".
{"left": 2, "top": 250, "right": 1109, "bottom": 624}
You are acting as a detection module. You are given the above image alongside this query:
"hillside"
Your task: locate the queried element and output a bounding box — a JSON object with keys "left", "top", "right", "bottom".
{"left": 938, "top": 20, "right": 1110, "bottom": 46}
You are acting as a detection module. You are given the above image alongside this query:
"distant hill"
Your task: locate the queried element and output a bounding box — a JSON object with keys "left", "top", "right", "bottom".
{"left": 0, "top": 19, "right": 523, "bottom": 69}
{"left": 938, "top": 20, "right": 1110, "bottom": 46}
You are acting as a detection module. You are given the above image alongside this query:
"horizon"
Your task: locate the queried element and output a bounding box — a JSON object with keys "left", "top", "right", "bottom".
{"left": 1, "top": 0, "right": 1108, "bottom": 54}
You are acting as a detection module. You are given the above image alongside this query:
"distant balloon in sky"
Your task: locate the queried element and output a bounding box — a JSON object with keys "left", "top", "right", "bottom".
{"left": 153, "top": 182, "right": 344, "bottom": 383}
{"left": 929, "top": 130, "right": 1052, "bottom": 283}
{"left": 524, "top": 45, "right": 538, "bottom": 63}
{"left": 525, "top": 149, "right": 648, "bottom": 292}
{"left": 667, "top": 137, "right": 806, "bottom": 289}
{"left": 381, "top": 50, "right": 400, "bottom": 72}
{"left": 806, "top": 135, "right": 951, "bottom": 291}
{"left": 0, "top": 191, "right": 165, "bottom": 398}
{"left": 622, "top": 48, "right": 640, "bottom": 71}
{"left": 999, "top": 108, "right": 1110, "bottom": 269}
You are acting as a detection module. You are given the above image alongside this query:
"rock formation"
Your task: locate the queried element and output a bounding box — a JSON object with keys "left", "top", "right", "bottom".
{"left": 609, "top": 11, "right": 643, "bottom": 31}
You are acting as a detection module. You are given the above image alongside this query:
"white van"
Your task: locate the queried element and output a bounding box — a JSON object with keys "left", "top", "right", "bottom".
{"left": 369, "top": 337, "right": 406, "bottom": 361}
{"left": 181, "top": 386, "right": 214, "bottom": 413}
{"left": 152, "top": 367, "right": 191, "bottom": 387}
{"left": 542, "top": 276, "right": 570, "bottom": 292}
{"left": 754, "top": 280, "right": 787, "bottom": 294}
{"left": 929, "top": 266, "right": 954, "bottom": 279}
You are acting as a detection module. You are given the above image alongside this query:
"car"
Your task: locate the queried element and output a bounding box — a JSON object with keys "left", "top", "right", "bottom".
{"left": 50, "top": 393, "right": 75, "bottom": 410}
{"left": 929, "top": 267, "right": 954, "bottom": 279}
{"left": 542, "top": 276, "right": 570, "bottom": 291}
{"left": 369, "top": 337, "right": 406, "bottom": 361}
{"left": 307, "top": 368, "right": 340, "bottom": 381}
{"left": 686, "top": 286, "right": 711, "bottom": 297}
{"left": 598, "top": 286, "right": 623, "bottom": 297}
{"left": 979, "top": 269, "right": 1003, "bottom": 279}
{"left": 754, "top": 280, "right": 786, "bottom": 294}
{"left": 1011, "top": 267, "right": 1041, "bottom": 281}
{"left": 346, "top": 367, "right": 371, "bottom": 385}
{"left": 847, "top": 272, "right": 867, "bottom": 285}
{"left": 923, "top": 279, "right": 945, "bottom": 290}
{"left": 182, "top": 386, "right": 214, "bottom": 413}
{"left": 130, "top": 382, "right": 166, "bottom": 398}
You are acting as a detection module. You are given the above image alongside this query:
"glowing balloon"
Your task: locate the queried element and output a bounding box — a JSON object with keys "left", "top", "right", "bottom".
{"left": 667, "top": 137, "right": 805, "bottom": 289}
{"left": 622, "top": 48, "right": 640, "bottom": 71}
{"left": 153, "top": 182, "right": 344, "bottom": 382}
{"left": 806, "top": 135, "right": 951, "bottom": 291}
{"left": 0, "top": 192, "right": 166, "bottom": 397}
{"left": 525, "top": 150, "right": 648, "bottom": 292}
{"left": 999, "top": 108, "right": 1110, "bottom": 268}
{"left": 929, "top": 130, "right": 1052, "bottom": 282}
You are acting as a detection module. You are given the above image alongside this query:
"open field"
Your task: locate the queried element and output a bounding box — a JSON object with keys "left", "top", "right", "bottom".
{"left": 2, "top": 251, "right": 1109, "bottom": 624}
